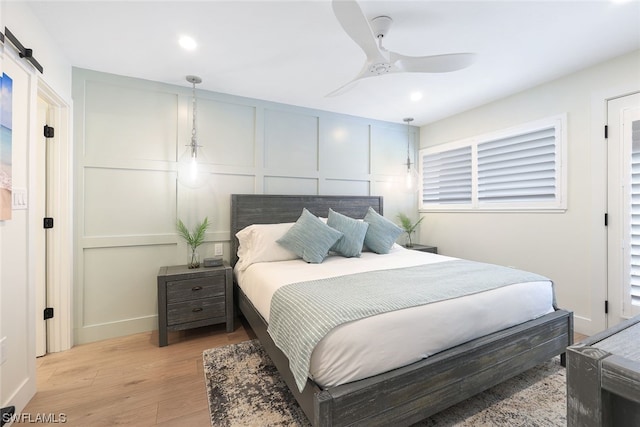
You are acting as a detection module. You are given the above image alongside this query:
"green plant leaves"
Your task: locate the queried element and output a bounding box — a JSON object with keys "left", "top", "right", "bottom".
{"left": 396, "top": 213, "right": 424, "bottom": 234}
{"left": 177, "top": 217, "right": 210, "bottom": 249}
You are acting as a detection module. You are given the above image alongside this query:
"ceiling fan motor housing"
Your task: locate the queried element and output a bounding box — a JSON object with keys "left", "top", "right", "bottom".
{"left": 371, "top": 15, "right": 393, "bottom": 38}
{"left": 369, "top": 62, "right": 392, "bottom": 75}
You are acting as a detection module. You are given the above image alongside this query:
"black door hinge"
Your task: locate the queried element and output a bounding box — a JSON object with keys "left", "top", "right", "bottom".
{"left": 604, "top": 125, "right": 608, "bottom": 139}
{"left": 604, "top": 213, "right": 608, "bottom": 226}
{"left": 604, "top": 300, "right": 609, "bottom": 314}
{"left": 43, "top": 125, "right": 54, "bottom": 138}
{"left": 44, "top": 307, "right": 54, "bottom": 320}
{"left": 43, "top": 217, "right": 54, "bottom": 229}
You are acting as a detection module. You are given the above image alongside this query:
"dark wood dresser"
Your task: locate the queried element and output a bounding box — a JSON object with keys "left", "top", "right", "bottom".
{"left": 157, "top": 263, "right": 233, "bottom": 346}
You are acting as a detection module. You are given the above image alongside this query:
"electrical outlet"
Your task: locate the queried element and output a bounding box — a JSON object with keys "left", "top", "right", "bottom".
{"left": 214, "top": 243, "right": 223, "bottom": 256}
{"left": 0, "top": 336, "right": 6, "bottom": 365}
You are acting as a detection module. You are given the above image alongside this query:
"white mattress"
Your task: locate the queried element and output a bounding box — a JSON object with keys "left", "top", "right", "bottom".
{"left": 235, "top": 246, "right": 555, "bottom": 388}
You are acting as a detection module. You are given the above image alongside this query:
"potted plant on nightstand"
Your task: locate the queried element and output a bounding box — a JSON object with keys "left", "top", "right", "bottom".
{"left": 397, "top": 213, "right": 424, "bottom": 248}
{"left": 177, "top": 217, "right": 209, "bottom": 268}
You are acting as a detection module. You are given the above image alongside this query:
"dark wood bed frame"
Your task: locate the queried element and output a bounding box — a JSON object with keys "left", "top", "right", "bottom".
{"left": 230, "top": 194, "right": 574, "bottom": 426}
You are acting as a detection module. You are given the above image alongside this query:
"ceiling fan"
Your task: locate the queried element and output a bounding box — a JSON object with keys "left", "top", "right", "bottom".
{"left": 328, "top": 0, "right": 476, "bottom": 97}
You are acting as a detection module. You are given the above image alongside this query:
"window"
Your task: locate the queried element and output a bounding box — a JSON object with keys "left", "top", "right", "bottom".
{"left": 422, "top": 146, "right": 472, "bottom": 205}
{"left": 419, "top": 115, "right": 566, "bottom": 211}
{"left": 628, "top": 118, "right": 640, "bottom": 308}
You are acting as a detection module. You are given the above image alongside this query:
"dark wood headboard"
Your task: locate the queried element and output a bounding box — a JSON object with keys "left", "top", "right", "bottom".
{"left": 230, "top": 194, "right": 383, "bottom": 267}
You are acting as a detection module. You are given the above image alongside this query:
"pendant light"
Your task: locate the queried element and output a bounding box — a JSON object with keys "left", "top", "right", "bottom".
{"left": 403, "top": 117, "right": 419, "bottom": 193}
{"left": 177, "top": 75, "right": 208, "bottom": 188}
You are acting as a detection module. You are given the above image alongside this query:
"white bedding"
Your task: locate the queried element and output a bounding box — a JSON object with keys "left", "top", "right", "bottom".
{"left": 235, "top": 245, "right": 555, "bottom": 388}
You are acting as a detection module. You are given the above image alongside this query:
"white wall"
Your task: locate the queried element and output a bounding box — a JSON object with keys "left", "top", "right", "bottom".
{"left": 72, "top": 68, "right": 419, "bottom": 344}
{"left": 419, "top": 50, "right": 640, "bottom": 336}
{"left": 0, "top": 0, "right": 72, "bottom": 415}
{"left": 1, "top": 2, "right": 72, "bottom": 99}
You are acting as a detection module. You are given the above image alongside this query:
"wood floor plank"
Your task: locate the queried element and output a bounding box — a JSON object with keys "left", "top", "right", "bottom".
{"left": 156, "top": 408, "right": 211, "bottom": 427}
{"left": 156, "top": 390, "right": 209, "bottom": 424}
{"left": 23, "top": 320, "right": 254, "bottom": 426}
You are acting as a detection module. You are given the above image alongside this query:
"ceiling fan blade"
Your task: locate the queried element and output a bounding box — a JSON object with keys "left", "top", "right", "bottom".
{"left": 391, "top": 52, "right": 476, "bottom": 73}
{"left": 326, "top": 78, "right": 361, "bottom": 98}
{"left": 332, "top": 0, "right": 383, "bottom": 61}
{"left": 325, "top": 61, "right": 374, "bottom": 97}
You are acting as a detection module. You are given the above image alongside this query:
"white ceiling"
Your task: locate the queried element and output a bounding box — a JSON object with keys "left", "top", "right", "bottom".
{"left": 26, "top": 0, "right": 640, "bottom": 126}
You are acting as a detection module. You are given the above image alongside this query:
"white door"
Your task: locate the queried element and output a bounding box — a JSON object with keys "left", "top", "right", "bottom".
{"left": 607, "top": 92, "right": 640, "bottom": 327}
{"left": 35, "top": 96, "right": 53, "bottom": 356}
{"left": 37, "top": 83, "right": 73, "bottom": 354}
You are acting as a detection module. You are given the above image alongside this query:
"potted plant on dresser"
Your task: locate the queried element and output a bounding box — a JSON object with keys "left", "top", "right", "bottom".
{"left": 397, "top": 213, "right": 424, "bottom": 248}
{"left": 177, "top": 217, "right": 209, "bottom": 268}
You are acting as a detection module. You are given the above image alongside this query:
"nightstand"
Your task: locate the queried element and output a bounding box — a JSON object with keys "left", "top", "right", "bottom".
{"left": 157, "top": 262, "right": 233, "bottom": 347}
{"left": 407, "top": 244, "right": 438, "bottom": 254}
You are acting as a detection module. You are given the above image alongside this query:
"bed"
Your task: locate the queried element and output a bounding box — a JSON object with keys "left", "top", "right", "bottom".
{"left": 230, "top": 194, "right": 573, "bottom": 426}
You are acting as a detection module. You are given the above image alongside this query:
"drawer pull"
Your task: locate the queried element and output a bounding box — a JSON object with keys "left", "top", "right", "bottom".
{"left": 191, "top": 286, "right": 203, "bottom": 291}
{"left": 192, "top": 307, "right": 203, "bottom": 312}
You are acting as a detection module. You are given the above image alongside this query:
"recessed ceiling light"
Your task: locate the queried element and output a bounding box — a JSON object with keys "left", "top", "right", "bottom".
{"left": 179, "top": 35, "right": 197, "bottom": 51}
{"left": 410, "top": 92, "right": 423, "bottom": 102}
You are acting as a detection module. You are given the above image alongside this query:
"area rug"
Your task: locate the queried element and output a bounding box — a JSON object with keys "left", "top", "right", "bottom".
{"left": 203, "top": 339, "right": 566, "bottom": 426}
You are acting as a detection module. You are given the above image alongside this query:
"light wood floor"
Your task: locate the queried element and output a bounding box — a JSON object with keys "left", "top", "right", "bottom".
{"left": 575, "top": 331, "right": 588, "bottom": 342}
{"left": 24, "top": 320, "right": 255, "bottom": 426}
{"left": 24, "top": 322, "right": 587, "bottom": 426}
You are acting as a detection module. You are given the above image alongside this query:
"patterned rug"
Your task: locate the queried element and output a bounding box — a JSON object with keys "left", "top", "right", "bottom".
{"left": 203, "top": 339, "right": 566, "bottom": 427}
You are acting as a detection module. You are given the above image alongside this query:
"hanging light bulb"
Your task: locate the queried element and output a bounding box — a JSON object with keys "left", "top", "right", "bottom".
{"left": 403, "top": 117, "right": 419, "bottom": 193}
{"left": 178, "top": 75, "right": 208, "bottom": 188}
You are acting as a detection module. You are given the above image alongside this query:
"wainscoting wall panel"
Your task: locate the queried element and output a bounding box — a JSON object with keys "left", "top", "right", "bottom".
{"left": 83, "top": 168, "right": 176, "bottom": 237}
{"left": 264, "top": 109, "right": 319, "bottom": 171}
{"left": 264, "top": 176, "right": 319, "bottom": 195}
{"left": 320, "top": 116, "right": 370, "bottom": 175}
{"left": 84, "top": 81, "right": 178, "bottom": 163}
{"left": 198, "top": 99, "right": 256, "bottom": 167}
{"left": 78, "top": 244, "right": 177, "bottom": 343}
{"left": 72, "top": 68, "right": 419, "bottom": 344}
{"left": 323, "top": 179, "right": 370, "bottom": 196}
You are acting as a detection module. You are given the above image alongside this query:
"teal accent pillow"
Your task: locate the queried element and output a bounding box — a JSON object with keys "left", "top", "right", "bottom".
{"left": 327, "top": 208, "right": 369, "bottom": 258}
{"left": 277, "top": 208, "right": 343, "bottom": 263}
{"left": 363, "top": 207, "right": 403, "bottom": 254}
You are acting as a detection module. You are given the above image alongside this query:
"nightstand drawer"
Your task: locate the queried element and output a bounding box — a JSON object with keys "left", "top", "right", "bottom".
{"left": 166, "top": 277, "right": 225, "bottom": 302}
{"left": 167, "top": 296, "right": 226, "bottom": 326}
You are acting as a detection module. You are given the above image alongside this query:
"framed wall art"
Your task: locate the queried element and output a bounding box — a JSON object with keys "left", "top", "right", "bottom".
{"left": 0, "top": 72, "right": 13, "bottom": 220}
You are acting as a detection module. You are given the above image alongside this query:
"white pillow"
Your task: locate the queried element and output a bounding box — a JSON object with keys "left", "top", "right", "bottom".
{"left": 235, "top": 223, "right": 300, "bottom": 271}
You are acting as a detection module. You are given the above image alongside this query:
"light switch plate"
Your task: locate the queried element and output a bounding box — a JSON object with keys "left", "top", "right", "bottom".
{"left": 214, "top": 243, "right": 223, "bottom": 256}
{"left": 12, "top": 188, "right": 27, "bottom": 210}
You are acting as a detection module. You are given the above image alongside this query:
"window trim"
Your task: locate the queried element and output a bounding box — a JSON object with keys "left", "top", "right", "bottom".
{"left": 419, "top": 114, "right": 567, "bottom": 212}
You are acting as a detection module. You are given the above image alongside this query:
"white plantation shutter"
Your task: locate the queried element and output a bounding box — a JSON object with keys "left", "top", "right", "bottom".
{"left": 477, "top": 127, "right": 556, "bottom": 203}
{"left": 630, "top": 119, "right": 640, "bottom": 307}
{"left": 421, "top": 146, "right": 472, "bottom": 205}
{"left": 419, "top": 115, "right": 565, "bottom": 211}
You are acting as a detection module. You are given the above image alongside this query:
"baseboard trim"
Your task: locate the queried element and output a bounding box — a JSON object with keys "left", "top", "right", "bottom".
{"left": 573, "top": 314, "right": 602, "bottom": 336}
{"left": 75, "top": 315, "right": 157, "bottom": 345}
